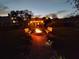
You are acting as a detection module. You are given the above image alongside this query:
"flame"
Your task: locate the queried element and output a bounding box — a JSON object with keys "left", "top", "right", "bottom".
{"left": 35, "top": 28, "right": 42, "bottom": 33}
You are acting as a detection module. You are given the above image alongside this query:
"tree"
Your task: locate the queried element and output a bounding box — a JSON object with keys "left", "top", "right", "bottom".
{"left": 67, "top": 0, "right": 79, "bottom": 16}
{"left": 67, "top": 0, "right": 79, "bottom": 10}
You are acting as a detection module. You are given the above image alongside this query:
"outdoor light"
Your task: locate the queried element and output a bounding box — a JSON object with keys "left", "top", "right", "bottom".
{"left": 12, "top": 20, "right": 16, "bottom": 23}
{"left": 47, "top": 27, "right": 52, "bottom": 32}
{"left": 24, "top": 28, "right": 29, "bottom": 33}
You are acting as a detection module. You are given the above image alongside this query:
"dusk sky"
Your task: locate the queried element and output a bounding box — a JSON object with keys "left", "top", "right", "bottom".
{"left": 0, "top": 0, "right": 75, "bottom": 18}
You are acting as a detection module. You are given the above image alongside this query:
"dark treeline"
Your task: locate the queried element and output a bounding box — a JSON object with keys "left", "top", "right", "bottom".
{"left": 0, "top": 15, "right": 79, "bottom": 29}
{"left": 62, "top": 15, "right": 79, "bottom": 27}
